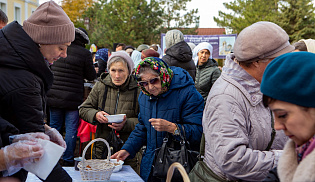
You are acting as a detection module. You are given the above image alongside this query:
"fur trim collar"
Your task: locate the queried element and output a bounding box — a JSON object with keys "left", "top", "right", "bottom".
{"left": 278, "top": 140, "right": 315, "bottom": 181}
{"left": 75, "top": 28, "right": 90, "bottom": 44}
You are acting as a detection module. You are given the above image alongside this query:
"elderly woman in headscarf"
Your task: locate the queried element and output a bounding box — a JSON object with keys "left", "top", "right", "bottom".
{"left": 162, "top": 29, "right": 196, "bottom": 81}
{"left": 111, "top": 57, "right": 204, "bottom": 181}
{"left": 95, "top": 48, "right": 109, "bottom": 77}
{"left": 193, "top": 42, "right": 221, "bottom": 103}
{"left": 131, "top": 49, "right": 142, "bottom": 69}
{"left": 79, "top": 51, "right": 141, "bottom": 174}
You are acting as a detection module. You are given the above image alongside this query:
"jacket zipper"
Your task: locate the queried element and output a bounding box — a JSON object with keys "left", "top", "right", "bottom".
{"left": 114, "top": 89, "right": 120, "bottom": 114}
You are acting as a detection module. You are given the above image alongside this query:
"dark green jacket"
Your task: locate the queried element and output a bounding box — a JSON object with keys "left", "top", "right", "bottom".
{"left": 79, "top": 73, "right": 139, "bottom": 158}
{"left": 195, "top": 59, "right": 221, "bottom": 102}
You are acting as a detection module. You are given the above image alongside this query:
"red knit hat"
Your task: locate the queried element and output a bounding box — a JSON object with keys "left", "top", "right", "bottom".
{"left": 23, "top": 1, "right": 75, "bottom": 44}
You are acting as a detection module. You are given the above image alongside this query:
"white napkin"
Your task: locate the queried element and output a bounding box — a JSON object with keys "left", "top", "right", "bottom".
{"left": 23, "top": 139, "right": 65, "bottom": 180}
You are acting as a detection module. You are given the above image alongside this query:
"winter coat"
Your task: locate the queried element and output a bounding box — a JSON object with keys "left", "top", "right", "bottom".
{"left": 278, "top": 140, "right": 315, "bottom": 182}
{"left": 121, "top": 66, "right": 204, "bottom": 181}
{"left": 47, "top": 42, "right": 96, "bottom": 110}
{"left": 0, "top": 21, "right": 52, "bottom": 133}
{"left": 0, "top": 116, "right": 19, "bottom": 148}
{"left": 0, "top": 21, "right": 71, "bottom": 182}
{"left": 203, "top": 54, "right": 288, "bottom": 181}
{"left": 195, "top": 59, "right": 221, "bottom": 102}
{"left": 162, "top": 41, "right": 196, "bottom": 81}
{"left": 79, "top": 73, "right": 139, "bottom": 158}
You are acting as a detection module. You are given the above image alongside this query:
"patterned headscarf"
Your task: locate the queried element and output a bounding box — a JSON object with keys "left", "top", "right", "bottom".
{"left": 95, "top": 48, "right": 109, "bottom": 62}
{"left": 135, "top": 57, "right": 173, "bottom": 96}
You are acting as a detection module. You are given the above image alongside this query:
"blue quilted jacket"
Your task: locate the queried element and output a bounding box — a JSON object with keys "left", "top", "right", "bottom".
{"left": 121, "top": 66, "right": 204, "bottom": 181}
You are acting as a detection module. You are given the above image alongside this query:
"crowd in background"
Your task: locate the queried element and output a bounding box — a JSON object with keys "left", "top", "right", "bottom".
{"left": 1, "top": 2, "right": 315, "bottom": 182}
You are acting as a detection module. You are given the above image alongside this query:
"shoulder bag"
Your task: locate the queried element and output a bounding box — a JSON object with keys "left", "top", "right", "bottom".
{"left": 152, "top": 125, "right": 199, "bottom": 180}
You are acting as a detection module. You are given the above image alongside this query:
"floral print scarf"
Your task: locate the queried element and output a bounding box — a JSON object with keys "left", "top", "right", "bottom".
{"left": 296, "top": 135, "right": 315, "bottom": 163}
{"left": 135, "top": 57, "right": 173, "bottom": 96}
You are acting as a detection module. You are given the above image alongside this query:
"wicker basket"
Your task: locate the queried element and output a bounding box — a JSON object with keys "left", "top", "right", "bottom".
{"left": 78, "top": 138, "right": 115, "bottom": 181}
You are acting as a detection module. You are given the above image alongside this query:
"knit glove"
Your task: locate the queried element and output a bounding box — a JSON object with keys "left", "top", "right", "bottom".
{"left": 9, "top": 133, "right": 50, "bottom": 144}
{"left": 2, "top": 140, "right": 44, "bottom": 176}
{"left": 44, "top": 128, "right": 67, "bottom": 149}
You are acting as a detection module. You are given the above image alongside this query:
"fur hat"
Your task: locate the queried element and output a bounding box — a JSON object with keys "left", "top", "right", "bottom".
{"left": 141, "top": 49, "right": 160, "bottom": 59}
{"left": 234, "top": 21, "right": 294, "bottom": 62}
{"left": 261, "top": 52, "right": 315, "bottom": 108}
{"left": 107, "top": 51, "right": 134, "bottom": 75}
{"left": 165, "top": 29, "right": 184, "bottom": 49}
{"left": 23, "top": 1, "right": 75, "bottom": 44}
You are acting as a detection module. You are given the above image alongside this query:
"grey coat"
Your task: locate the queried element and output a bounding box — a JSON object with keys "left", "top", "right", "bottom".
{"left": 203, "top": 54, "right": 288, "bottom": 181}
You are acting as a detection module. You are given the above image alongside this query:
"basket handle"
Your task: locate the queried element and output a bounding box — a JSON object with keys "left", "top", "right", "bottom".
{"left": 81, "top": 138, "right": 111, "bottom": 169}
{"left": 166, "top": 162, "right": 190, "bottom": 182}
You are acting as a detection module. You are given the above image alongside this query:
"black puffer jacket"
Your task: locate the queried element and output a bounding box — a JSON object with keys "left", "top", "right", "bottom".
{"left": 0, "top": 21, "right": 71, "bottom": 182}
{"left": 162, "top": 40, "right": 196, "bottom": 81}
{"left": 47, "top": 35, "right": 96, "bottom": 110}
{"left": 0, "top": 21, "right": 53, "bottom": 133}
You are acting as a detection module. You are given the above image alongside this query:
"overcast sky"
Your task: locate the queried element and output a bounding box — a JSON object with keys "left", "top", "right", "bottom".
{"left": 38, "top": 0, "right": 232, "bottom": 28}
{"left": 39, "top": 0, "right": 315, "bottom": 28}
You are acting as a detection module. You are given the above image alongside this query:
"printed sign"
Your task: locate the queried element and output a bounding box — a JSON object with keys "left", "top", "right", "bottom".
{"left": 161, "top": 34, "right": 237, "bottom": 59}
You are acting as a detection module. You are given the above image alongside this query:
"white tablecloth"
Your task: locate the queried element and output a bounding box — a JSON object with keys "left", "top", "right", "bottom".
{"left": 26, "top": 165, "right": 144, "bottom": 182}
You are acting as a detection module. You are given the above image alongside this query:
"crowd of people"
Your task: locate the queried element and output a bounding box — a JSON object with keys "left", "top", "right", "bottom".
{"left": 1, "top": 1, "right": 315, "bottom": 182}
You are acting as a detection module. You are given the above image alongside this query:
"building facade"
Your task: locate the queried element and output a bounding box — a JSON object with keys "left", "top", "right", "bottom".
{"left": 0, "top": 0, "right": 38, "bottom": 24}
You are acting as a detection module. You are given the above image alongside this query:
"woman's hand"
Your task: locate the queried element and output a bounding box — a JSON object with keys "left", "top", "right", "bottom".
{"left": 149, "top": 118, "right": 177, "bottom": 133}
{"left": 110, "top": 150, "right": 130, "bottom": 162}
{"left": 10, "top": 132, "right": 50, "bottom": 143}
{"left": 44, "top": 127, "right": 67, "bottom": 148}
{"left": 0, "top": 140, "right": 44, "bottom": 175}
{"left": 95, "top": 111, "right": 109, "bottom": 123}
{"left": 108, "top": 115, "right": 127, "bottom": 131}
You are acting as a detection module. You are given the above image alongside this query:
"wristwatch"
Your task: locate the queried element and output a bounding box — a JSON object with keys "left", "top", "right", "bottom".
{"left": 173, "top": 124, "right": 180, "bottom": 136}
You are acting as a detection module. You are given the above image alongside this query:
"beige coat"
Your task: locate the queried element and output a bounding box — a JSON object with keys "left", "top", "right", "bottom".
{"left": 278, "top": 140, "right": 315, "bottom": 182}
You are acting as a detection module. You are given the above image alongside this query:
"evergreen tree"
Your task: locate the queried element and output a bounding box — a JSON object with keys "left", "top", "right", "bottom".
{"left": 214, "top": 0, "right": 280, "bottom": 34}
{"left": 159, "top": 0, "right": 199, "bottom": 34}
{"left": 277, "top": 0, "right": 315, "bottom": 42}
{"left": 88, "top": 0, "right": 163, "bottom": 49}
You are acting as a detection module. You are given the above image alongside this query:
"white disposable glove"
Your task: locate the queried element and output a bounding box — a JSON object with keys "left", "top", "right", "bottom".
{"left": 44, "top": 128, "right": 67, "bottom": 149}
{"left": 2, "top": 140, "right": 44, "bottom": 176}
{"left": 9, "top": 132, "right": 49, "bottom": 143}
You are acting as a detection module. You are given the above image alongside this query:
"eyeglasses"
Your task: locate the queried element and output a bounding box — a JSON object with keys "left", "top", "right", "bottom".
{"left": 138, "top": 77, "right": 160, "bottom": 87}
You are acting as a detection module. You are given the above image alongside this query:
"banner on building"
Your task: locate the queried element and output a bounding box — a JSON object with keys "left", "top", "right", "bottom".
{"left": 161, "top": 34, "right": 237, "bottom": 59}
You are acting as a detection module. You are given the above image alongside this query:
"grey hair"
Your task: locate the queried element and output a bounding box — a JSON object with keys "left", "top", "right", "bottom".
{"left": 236, "top": 58, "right": 271, "bottom": 67}
{"left": 108, "top": 57, "right": 129, "bottom": 72}
{"left": 139, "top": 64, "right": 159, "bottom": 78}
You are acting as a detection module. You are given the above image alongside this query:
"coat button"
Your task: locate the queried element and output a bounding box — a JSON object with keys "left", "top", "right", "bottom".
{"left": 252, "top": 95, "right": 257, "bottom": 101}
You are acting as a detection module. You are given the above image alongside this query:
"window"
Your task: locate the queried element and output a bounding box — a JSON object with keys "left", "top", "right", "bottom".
{"left": 14, "top": 3, "right": 21, "bottom": 23}
{"left": 0, "top": 1, "right": 6, "bottom": 14}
